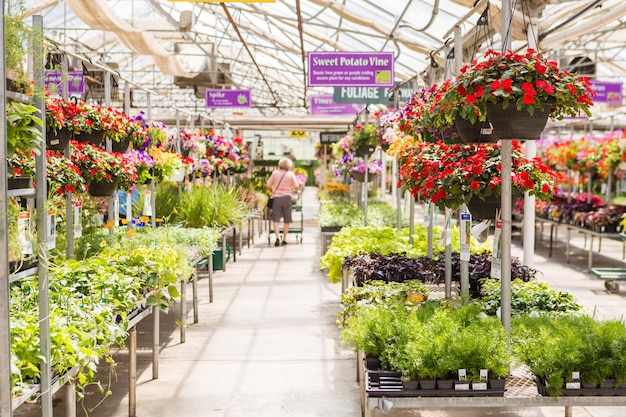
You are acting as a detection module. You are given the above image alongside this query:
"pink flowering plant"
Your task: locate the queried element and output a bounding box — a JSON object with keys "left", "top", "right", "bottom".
{"left": 351, "top": 158, "right": 383, "bottom": 176}
{"left": 125, "top": 149, "right": 154, "bottom": 184}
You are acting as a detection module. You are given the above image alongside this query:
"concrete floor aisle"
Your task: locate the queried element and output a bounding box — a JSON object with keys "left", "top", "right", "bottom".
{"left": 80, "top": 186, "right": 360, "bottom": 417}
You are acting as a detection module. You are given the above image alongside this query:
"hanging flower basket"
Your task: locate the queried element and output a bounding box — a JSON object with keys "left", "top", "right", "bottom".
{"left": 88, "top": 179, "right": 117, "bottom": 197}
{"left": 111, "top": 137, "right": 131, "bottom": 154}
{"left": 355, "top": 145, "right": 377, "bottom": 157}
{"left": 352, "top": 172, "right": 379, "bottom": 183}
{"left": 486, "top": 100, "right": 554, "bottom": 140}
{"left": 8, "top": 176, "right": 31, "bottom": 190}
{"left": 75, "top": 131, "right": 105, "bottom": 147}
{"left": 46, "top": 129, "right": 72, "bottom": 151}
{"left": 466, "top": 195, "right": 502, "bottom": 220}
{"left": 166, "top": 167, "right": 186, "bottom": 182}
{"left": 454, "top": 116, "right": 498, "bottom": 143}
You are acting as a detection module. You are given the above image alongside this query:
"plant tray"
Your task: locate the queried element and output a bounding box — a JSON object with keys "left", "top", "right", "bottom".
{"left": 535, "top": 380, "right": 626, "bottom": 397}
{"left": 365, "top": 371, "right": 506, "bottom": 397}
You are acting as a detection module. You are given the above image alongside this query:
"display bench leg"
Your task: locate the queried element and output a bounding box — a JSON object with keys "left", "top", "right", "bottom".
{"left": 192, "top": 272, "right": 199, "bottom": 324}
{"left": 180, "top": 280, "right": 186, "bottom": 344}
{"left": 152, "top": 306, "right": 159, "bottom": 380}
{"left": 566, "top": 227, "right": 571, "bottom": 263}
{"left": 65, "top": 381, "right": 76, "bottom": 417}
{"left": 129, "top": 326, "right": 137, "bottom": 417}
{"left": 549, "top": 224, "right": 555, "bottom": 257}
{"left": 588, "top": 235, "right": 594, "bottom": 271}
{"left": 209, "top": 256, "right": 214, "bottom": 303}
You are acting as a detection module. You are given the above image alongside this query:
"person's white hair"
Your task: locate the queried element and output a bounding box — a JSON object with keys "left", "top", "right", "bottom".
{"left": 278, "top": 157, "right": 293, "bottom": 170}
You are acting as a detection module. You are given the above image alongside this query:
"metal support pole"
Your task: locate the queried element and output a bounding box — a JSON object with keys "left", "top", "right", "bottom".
{"left": 0, "top": 2, "right": 12, "bottom": 415}
{"left": 408, "top": 194, "right": 415, "bottom": 245}
{"left": 363, "top": 153, "right": 369, "bottom": 225}
{"left": 427, "top": 203, "right": 434, "bottom": 259}
{"left": 391, "top": 156, "right": 397, "bottom": 202}
{"left": 459, "top": 209, "right": 469, "bottom": 299}
{"left": 606, "top": 173, "right": 613, "bottom": 204}
{"left": 564, "top": 406, "right": 572, "bottom": 417}
{"left": 380, "top": 149, "right": 386, "bottom": 198}
{"left": 501, "top": 141, "right": 513, "bottom": 331}
{"left": 445, "top": 209, "right": 452, "bottom": 299}
{"left": 454, "top": 26, "right": 463, "bottom": 73}
{"left": 61, "top": 57, "right": 74, "bottom": 259}
{"left": 34, "top": 16, "right": 53, "bottom": 417}
{"left": 523, "top": 22, "right": 539, "bottom": 268}
{"left": 152, "top": 306, "right": 159, "bottom": 379}
{"left": 129, "top": 326, "right": 137, "bottom": 417}
{"left": 150, "top": 178, "right": 156, "bottom": 228}
{"left": 500, "top": 0, "right": 513, "bottom": 333}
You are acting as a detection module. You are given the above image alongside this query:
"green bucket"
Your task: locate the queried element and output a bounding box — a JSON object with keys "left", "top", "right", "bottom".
{"left": 212, "top": 242, "right": 232, "bottom": 271}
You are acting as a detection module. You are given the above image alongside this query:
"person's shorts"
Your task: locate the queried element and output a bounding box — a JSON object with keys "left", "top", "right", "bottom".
{"left": 271, "top": 195, "right": 292, "bottom": 223}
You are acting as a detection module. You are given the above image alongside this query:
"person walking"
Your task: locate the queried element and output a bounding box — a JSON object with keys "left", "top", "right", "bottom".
{"left": 267, "top": 157, "right": 301, "bottom": 246}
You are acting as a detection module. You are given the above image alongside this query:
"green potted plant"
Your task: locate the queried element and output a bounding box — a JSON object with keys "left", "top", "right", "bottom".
{"left": 5, "top": 0, "right": 29, "bottom": 91}
{"left": 350, "top": 123, "right": 380, "bottom": 156}
{"left": 6, "top": 100, "right": 43, "bottom": 158}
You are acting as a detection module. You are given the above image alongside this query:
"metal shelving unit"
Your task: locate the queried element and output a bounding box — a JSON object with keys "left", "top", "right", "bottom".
{"left": 0, "top": 14, "right": 51, "bottom": 417}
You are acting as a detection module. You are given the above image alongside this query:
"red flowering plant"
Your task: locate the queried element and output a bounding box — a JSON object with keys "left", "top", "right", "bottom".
{"left": 71, "top": 141, "right": 137, "bottom": 189}
{"left": 398, "top": 140, "right": 558, "bottom": 210}
{"left": 46, "top": 98, "right": 107, "bottom": 136}
{"left": 8, "top": 150, "right": 87, "bottom": 196}
{"left": 101, "top": 106, "right": 132, "bottom": 144}
{"left": 440, "top": 48, "right": 594, "bottom": 126}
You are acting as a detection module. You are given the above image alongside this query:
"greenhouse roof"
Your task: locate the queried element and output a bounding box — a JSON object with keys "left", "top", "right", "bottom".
{"left": 16, "top": 0, "right": 626, "bottom": 129}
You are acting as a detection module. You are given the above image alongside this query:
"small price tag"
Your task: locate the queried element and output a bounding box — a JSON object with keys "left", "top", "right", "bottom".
{"left": 143, "top": 190, "right": 152, "bottom": 217}
{"left": 18, "top": 211, "right": 33, "bottom": 255}
{"left": 480, "top": 369, "right": 488, "bottom": 381}
{"left": 47, "top": 209, "right": 56, "bottom": 250}
{"left": 113, "top": 195, "right": 120, "bottom": 225}
{"left": 472, "top": 382, "right": 488, "bottom": 390}
{"left": 74, "top": 201, "right": 83, "bottom": 238}
{"left": 458, "top": 369, "right": 467, "bottom": 381}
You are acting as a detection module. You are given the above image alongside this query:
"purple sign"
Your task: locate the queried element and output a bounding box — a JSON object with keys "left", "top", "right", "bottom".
{"left": 307, "top": 52, "right": 394, "bottom": 87}
{"left": 205, "top": 89, "right": 251, "bottom": 108}
{"left": 590, "top": 80, "right": 622, "bottom": 105}
{"left": 309, "top": 94, "right": 364, "bottom": 116}
{"left": 44, "top": 70, "right": 86, "bottom": 95}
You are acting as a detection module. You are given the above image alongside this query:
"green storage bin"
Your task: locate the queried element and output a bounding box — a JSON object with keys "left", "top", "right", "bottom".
{"left": 212, "top": 242, "right": 232, "bottom": 271}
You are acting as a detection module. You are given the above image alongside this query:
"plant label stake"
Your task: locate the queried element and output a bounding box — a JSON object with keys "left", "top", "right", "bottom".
{"left": 491, "top": 211, "right": 502, "bottom": 279}
{"left": 460, "top": 211, "right": 471, "bottom": 261}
